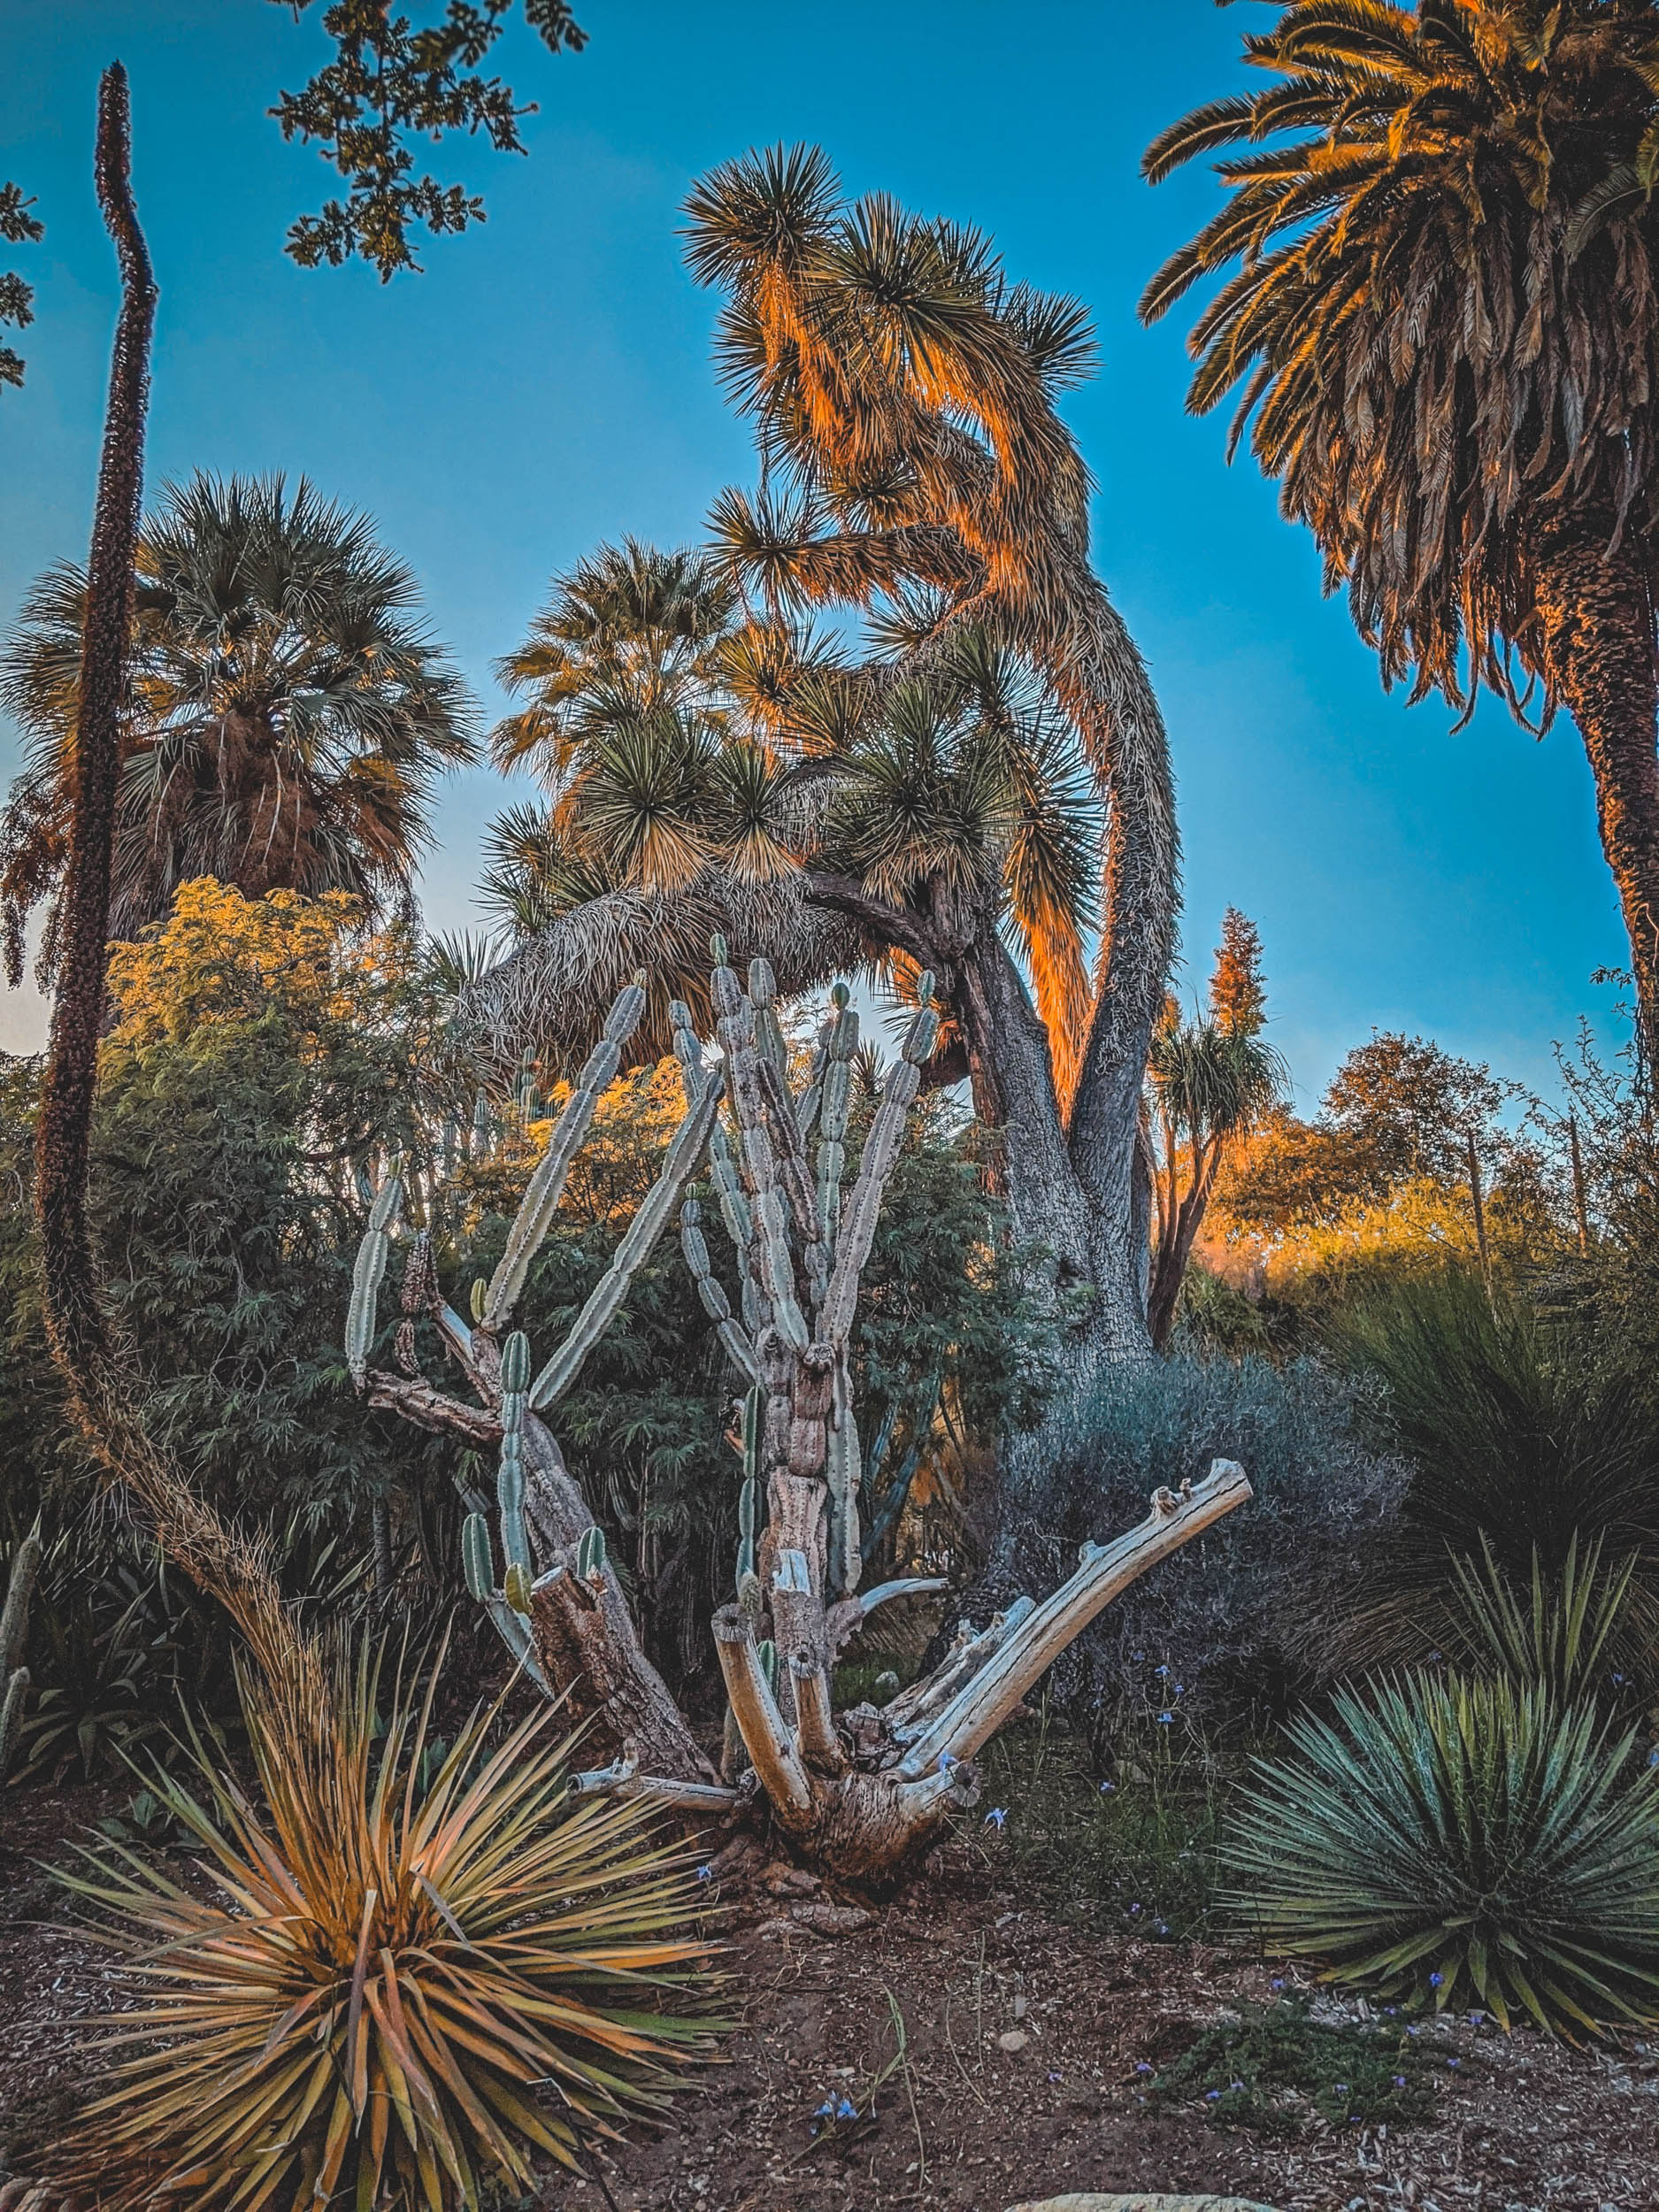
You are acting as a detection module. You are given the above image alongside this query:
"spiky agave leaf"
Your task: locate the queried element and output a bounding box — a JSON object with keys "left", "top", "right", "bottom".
{"left": 51, "top": 1641, "right": 716, "bottom": 2212}
{"left": 1224, "top": 1671, "right": 1659, "bottom": 2038}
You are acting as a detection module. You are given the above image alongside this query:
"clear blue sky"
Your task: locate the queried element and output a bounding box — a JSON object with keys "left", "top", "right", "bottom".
{"left": 0, "top": 0, "right": 1632, "bottom": 1102}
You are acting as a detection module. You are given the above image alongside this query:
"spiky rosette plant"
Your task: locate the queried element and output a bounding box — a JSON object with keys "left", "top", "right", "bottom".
{"left": 1225, "top": 1671, "right": 1659, "bottom": 2038}
{"left": 51, "top": 1644, "right": 716, "bottom": 2212}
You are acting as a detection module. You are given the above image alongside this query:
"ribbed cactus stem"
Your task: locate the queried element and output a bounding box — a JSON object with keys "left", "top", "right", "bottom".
{"left": 0, "top": 1522, "right": 40, "bottom": 1682}
{"left": 345, "top": 1172, "right": 403, "bottom": 1387}
{"left": 818, "top": 1046, "right": 925, "bottom": 1348}
{"left": 0, "top": 1523, "right": 40, "bottom": 1781}
{"left": 481, "top": 979, "right": 647, "bottom": 1331}
{"left": 528, "top": 1067, "right": 723, "bottom": 1410}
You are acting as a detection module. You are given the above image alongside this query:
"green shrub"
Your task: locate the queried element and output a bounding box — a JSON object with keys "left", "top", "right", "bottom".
{"left": 1448, "top": 1532, "right": 1646, "bottom": 1705}
{"left": 1028, "top": 1351, "right": 1404, "bottom": 1730}
{"left": 1148, "top": 1994, "right": 1437, "bottom": 2139}
{"left": 1225, "top": 1671, "right": 1659, "bottom": 2035}
{"left": 52, "top": 1644, "right": 717, "bottom": 2211}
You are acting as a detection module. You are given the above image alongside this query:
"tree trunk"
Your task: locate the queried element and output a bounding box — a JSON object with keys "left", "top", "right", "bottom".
{"left": 1533, "top": 525, "right": 1659, "bottom": 1065}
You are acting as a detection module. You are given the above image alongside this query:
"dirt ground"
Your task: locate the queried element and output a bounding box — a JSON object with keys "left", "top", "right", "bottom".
{"left": 3, "top": 1793, "right": 1655, "bottom": 2212}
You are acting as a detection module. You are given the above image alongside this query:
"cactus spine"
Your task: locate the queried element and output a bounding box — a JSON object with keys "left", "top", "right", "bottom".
{"left": 0, "top": 1520, "right": 41, "bottom": 1779}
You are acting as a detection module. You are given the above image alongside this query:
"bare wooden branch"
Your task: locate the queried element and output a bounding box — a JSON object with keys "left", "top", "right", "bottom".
{"left": 365, "top": 1370, "right": 502, "bottom": 1448}
{"left": 824, "top": 1576, "right": 950, "bottom": 1663}
{"left": 789, "top": 1651, "right": 847, "bottom": 1774}
{"left": 572, "top": 1759, "right": 741, "bottom": 1810}
{"left": 895, "top": 1460, "right": 1252, "bottom": 1779}
{"left": 712, "top": 1605, "right": 813, "bottom": 1818}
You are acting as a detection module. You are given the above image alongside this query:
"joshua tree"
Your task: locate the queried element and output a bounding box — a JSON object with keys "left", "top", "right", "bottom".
{"left": 1146, "top": 909, "right": 1287, "bottom": 1348}
{"left": 1142, "top": 0, "right": 1659, "bottom": 1062}
{"left": 354, "top": 944, "right": 1250, "bottom": 1878}
{"left": 465, "top": 147, "right": 1179, "bottom": 1373}
{"left": 0, "top": 471, "right": 475, "bottom": 988}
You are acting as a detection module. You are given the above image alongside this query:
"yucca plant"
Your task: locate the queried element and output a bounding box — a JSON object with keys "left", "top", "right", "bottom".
{"left": 1225, "top": 1672, "right": 1659, "bottom": 2037}
{"left": 51, "top": 1644, "right": 716, "bottom": 2212}
{"left": 1449, "top": 1533, "right": 1645, "bottom": 1708}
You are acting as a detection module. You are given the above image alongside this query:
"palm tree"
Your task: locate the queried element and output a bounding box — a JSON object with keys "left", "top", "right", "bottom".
{"left": 1141, "top": 1, "right": 1659, "bottom": 1062}
{"left": 0, "top": 471, "right": 476, "bottom": 984}
{"left": 1145, "top": 909, "right": 1287, "bottom": 1348}
{"left": 490, "top": 537, "right": 737, "bottom": 790}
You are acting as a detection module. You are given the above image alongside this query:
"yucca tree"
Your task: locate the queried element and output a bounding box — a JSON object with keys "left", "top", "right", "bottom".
{"left": 1142, "top": 0, "right": 1659, "bottom": 1062}
{"left": 472, "top": 150, "right": 1179, "bottom": 1368}
{"left": 0, "top": 470, "right": 476, "bottom": 986}
{"left": 1146, "top": 908, "right": 1287, "bottom": 1348}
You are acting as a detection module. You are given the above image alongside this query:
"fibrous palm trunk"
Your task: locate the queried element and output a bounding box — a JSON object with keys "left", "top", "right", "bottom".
{"left": 1533, "top": 525, "right": 1659, "bottom": 1069}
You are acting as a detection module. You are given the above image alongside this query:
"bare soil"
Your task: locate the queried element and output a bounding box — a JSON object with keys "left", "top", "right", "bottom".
{"left": 3, "top": 1793, "right": 1655, "bottom": 2212}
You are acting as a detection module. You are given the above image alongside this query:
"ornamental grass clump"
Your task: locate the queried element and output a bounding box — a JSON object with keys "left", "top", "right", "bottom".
{"left": 51, "top": 1645, "right": 717, "bottom": 2212}
{"left": 1225, "top": 1672, "right": 1659, "bottom": 2038}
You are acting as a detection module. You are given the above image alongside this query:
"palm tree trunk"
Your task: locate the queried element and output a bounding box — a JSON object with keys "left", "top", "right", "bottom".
{"left": 1533, "top": 526, "right": 1659, "bottom": 1065}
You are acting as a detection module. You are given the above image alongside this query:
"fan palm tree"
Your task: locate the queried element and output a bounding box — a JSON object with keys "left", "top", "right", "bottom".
{"left": 1145, "top": 909, "right": 1288, "bottom": 1348}
{"left": 1141, "top": 0, "right": 1659, "bottom": 1061}
{"left": 0, "top": 471, "right": 475, "bottom": 984}
{"left": 680, "top": 147, "right": 1175, "bottom": 1363}
{"left": 490, "top": 537, "right": 738, "bottom": 789}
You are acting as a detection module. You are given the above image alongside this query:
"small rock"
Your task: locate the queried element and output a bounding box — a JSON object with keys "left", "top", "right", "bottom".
{"left": 787, "top": 1901, "right": 872, "bottom": 1936}
{"left": 997, "top": 2029, "right": 1030, "bottom": 2053}
{"left": 763, "top": 1863, "right": 822, "bottom": 1897}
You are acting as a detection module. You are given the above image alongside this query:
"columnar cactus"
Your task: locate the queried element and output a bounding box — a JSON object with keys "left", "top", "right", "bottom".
{"left": 350, "top": 947, "right": 1251, "bottom": 1874}
{"left": 0, "top": 1519, "right": 41, "bottom": 1780}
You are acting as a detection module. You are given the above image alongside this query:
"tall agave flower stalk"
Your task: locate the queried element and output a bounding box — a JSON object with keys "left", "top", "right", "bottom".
{"left": 351, "top": 949, "right": 1250, "bottom": 1877}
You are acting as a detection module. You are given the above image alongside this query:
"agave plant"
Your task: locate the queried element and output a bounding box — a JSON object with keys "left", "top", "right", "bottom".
{"left": 52, "top": 1644, "right": 715, "bottom": 2211}
{"left": 1225, "top": 1671, "right": 1659, "bottom": 2037}
{"left": 1449, "top": 1533, "right": 1644, "bottom": 1708}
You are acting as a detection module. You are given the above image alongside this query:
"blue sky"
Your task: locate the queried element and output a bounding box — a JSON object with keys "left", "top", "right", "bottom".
{"left": 0, "top": 0, "right": 1632, "bottom": 1101}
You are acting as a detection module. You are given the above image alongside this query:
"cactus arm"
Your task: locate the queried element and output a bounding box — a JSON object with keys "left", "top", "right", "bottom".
{"left": 527, "top": 1067, "right": 725, "bottom": 1412}
{"left": 0, "top": 1521, "right": 42, "bottom": 1681}
{"left": 818, "top": 986, "right": 937, "bottom": 1350}
{"left": 826, "top": 1354, "right": 862, "bottom": 1596}
{"left": 345, "top": 1174, "right": 403, "bottom": 1387}
{"left": 480, "top": 979, "right": 647, "bottom": 1333}
{"left": 710, "top": 943, "right": 813, "bottom": 1353}
{"left": 810, "top": 985, "right": 859, "bottom": 1302}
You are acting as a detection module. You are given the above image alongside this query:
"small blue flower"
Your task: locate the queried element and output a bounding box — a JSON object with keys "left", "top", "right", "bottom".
{"left": 1129, "top": 1901, "right": 1142, "bottom": 1915}
{"left": 1468, "top": 2009, "right": 1485, "bottom": 2026}
{"left": 1393, "top": 2076, "right": 1408, "bottom": 2089}
{"left": 1135, "top": 2062, "right": 1154, "bottom": 2076}
{"left": 1099, "top": 1779, "right": 1115, "bottom": 1793}
{"left": 1156, "top": 1922, "right": 1170, "bottom": 1937}
{"left": 1156, "top": 1711, "right": 1174, "bottom": 1724}
{"left": 1205, "top": 2088, "right": 1221, "bottom": 2101}
{"left": 1047, "top": 2070, "right": 1063, "bottom": 2083}
{"left": 1270, "top": 1978, "right": 1285, "bottom": 1992}
{"left": 1154, "top": 1664, "right": 1170, "bottom": 1678}
{"left": 836, "top": 2095, "right": 858, "bottom": 2119}
{"left": 1229, "top": 2079, "right": 1244, "bottom": 2093}
{"left": 1350, "top": 2114, "right": 1364, "bottom": 2125}
{"left": 1333, "top": 2082, "right": 1348, "bottom": 2093}
{"left": 1406, "top": 2024, "right": 1419, "bottom": 2038}
{"left": 696, "top": 1864, "right": 713, "bottom": 1883}
{"left": 937, "top": 1751, "right": 957, "bottom": 1773}
{"left": 1428, "top": 1649, "right": 1442, "bottom": 1662}
{"left": 814, "top": 2100, "right": 834, "bottom": 2118}
{"left": 1173, "top": 1682, "right": 1185, "bottom": 1696}
{"left": 1648, "top": 1748, "right": 1659, "bottom": 1769}
{"left": 1447, "top": 2058, "right": 1460, "bottom": 2070}
{"left": 1429, "top": 1972, "right": 1443, "bottom": 1988}
{"left": 1612, "top": 1672, "right": 1626, "bottom": 1685}
{"left": 1132, "top": 1651, "right": 1145, "bottom": 1663}
{"left": 984, "top": 1806, "right": 1008, "bottom": 1830}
